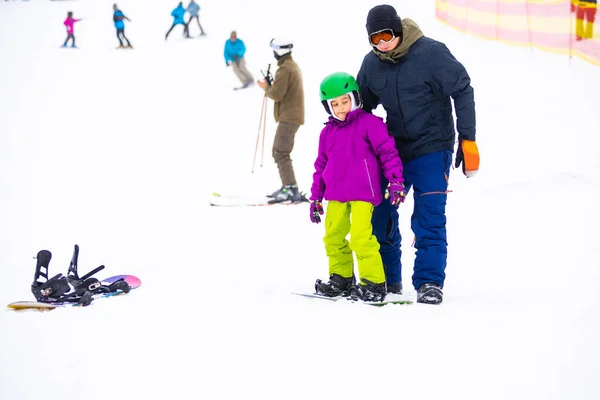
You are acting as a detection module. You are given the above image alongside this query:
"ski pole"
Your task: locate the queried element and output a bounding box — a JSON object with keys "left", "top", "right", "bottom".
{"left": 260, "top": 94, "right": 267, "bottom": 168}
{"left": 252, "top": 93, "right": 268, "bottom": 173}
{"left": 252, "top": 64, "right": 273, "bottom": 173}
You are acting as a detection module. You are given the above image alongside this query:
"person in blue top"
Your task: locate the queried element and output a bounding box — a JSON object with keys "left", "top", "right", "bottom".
{"left": 185, "top": 0, "right": 205, "bottom": 37}
{"left": 165, "top": 2, "right": 188, "bottom": 40}
{"left": 112, "top": 4, "right": 132, "bottom": 49}
{"left": 223, "top": 31, "right": 253, "bottom": 89}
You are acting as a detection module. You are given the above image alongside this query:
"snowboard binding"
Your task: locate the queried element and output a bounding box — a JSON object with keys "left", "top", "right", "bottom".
{"left": 31, "top": 250, "right": 73, "bottom": 303}
{"left": 31, "top": 244, "right": 131, "bottom": 306}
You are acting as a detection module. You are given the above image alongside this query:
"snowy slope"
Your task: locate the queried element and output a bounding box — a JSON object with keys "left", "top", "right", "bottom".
{"left": 1, "top": 0, "right": 599, "bottom": 399}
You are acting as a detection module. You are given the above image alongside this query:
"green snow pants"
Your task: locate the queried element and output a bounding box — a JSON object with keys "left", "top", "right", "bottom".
{"left": 324, "top": 200, "right": 385, "bottom": 284}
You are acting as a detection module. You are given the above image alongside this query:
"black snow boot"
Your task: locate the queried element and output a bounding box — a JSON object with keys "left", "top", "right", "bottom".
{"left": 348, "top": 279, "right": 387, "bottom": 302}
{"left": 315, "top": 274, "right": 355, "bottom": 297}
{"left": 417, "top": 283, "right": 443, "bottom": 304}
{"left": 387, "top": 282, "right": 403, "bottom": 295}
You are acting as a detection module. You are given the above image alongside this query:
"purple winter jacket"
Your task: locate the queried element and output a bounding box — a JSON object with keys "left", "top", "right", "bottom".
{"left": 310, "top": 108, "right": 404, "bottom": 206}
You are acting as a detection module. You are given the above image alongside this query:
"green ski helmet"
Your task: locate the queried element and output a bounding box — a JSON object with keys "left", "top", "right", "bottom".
{"left": 319, "top": 72, "right": 361, "bottom": 116}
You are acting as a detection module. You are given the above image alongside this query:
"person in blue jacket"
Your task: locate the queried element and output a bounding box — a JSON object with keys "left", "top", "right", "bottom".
{"left": 224, "top": 31, "right": 253, "bottom": 88}
{"left": 185, "top": 0, "right": 205, "bottom": 37}
{"left": 357, "top": 5, "right": 480, "bottom": 305}
{"left": 113, "top": 4, "right": 132, "bottom": 49}
{"left": 165, "top": 2, "right": 188, "bottom": 40}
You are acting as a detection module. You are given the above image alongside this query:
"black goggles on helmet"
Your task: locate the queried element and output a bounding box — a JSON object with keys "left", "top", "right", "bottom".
{"left": 270, "top": 38, "right": 293, "bottom": 50}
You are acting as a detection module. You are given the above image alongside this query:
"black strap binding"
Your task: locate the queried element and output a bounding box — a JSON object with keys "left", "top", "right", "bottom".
{"left": 30, "top": 245, "right": 131, "bottom": 306}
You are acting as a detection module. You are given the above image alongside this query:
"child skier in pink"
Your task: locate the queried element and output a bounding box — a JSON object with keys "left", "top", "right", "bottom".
{"left": 310, "top": 72, "right": 406, "bottom": 302}
{"left": 63, "top": 12, "right": 81, "bottom": 48}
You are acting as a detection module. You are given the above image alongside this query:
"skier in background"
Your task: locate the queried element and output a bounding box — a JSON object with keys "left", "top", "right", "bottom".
{"left": 165, "top": 2, "right": 188, "bottom": 40}
{"left": 257, "top": 38, "right": 305, "bottom": 203}
{"left": 223, "top": 31, "right": 253, "bottom": 88}
{"left": 185, "top": 0, "right": 206, "bottom": 37}
{"left": 310, "top": 72, "right": 405, "bottom": 302}
{"left": 62, "top": 11, "right": 81, "bottom": 48}
{"left": 113, "top": 4, "right": 132, "bottom": 49}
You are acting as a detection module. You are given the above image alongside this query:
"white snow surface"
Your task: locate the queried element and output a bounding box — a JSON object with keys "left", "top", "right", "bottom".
{"left": 1, "top": 1, "right": 600, "bottom": 399}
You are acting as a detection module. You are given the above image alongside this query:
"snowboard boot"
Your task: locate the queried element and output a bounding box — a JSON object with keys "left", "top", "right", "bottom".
{"left": 268, "top": 184, "right": 306, "bottom": 204}
{"left": 387, "top": 282, "right": 403, "bottom": 295}
{"left": 348, "top": 279, "right": 387, "bottom": 302}
{"left": 315, "top": 274, "right": 355, "bottom": 297}
{"left": 417, "top": 283, "right": 443, "bottom": 305}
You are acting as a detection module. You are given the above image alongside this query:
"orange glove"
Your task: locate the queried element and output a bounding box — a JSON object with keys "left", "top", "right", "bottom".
{"left": 455, "top": 140, "right": 479, "bottom": 178}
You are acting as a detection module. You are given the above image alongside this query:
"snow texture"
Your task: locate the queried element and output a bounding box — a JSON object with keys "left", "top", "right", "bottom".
{"left": 1, "top": 1, "right": 599, "bottom": 399}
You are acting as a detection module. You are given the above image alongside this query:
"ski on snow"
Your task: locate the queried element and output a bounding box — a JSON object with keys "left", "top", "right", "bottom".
{"left": 209, "top": 192, "right": 308, "bottom": 207}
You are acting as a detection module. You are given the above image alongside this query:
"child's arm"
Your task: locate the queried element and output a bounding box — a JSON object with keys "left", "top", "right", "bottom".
{"left": 310, "top": 128, "right": 329, "bottom": 201}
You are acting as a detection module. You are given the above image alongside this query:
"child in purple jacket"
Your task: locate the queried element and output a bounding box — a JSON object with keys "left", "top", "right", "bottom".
{"left": 310, "top": 72, "right": 406, "bottom": 302}
{"left": 62, "top": 11, "right": 81, "bottom": 48}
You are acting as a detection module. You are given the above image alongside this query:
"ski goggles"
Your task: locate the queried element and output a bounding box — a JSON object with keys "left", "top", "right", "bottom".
{"left": 270, "top": 38, "right": 293, "bottom": 51}
{"left": 369, "top": 29, "right": 396, "bottom": 46}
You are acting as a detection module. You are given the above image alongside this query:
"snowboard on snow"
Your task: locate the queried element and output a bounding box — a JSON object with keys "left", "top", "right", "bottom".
{"left": 292, "top": 292, "right": 413, "bottom": 307}
{"left": 209, "top": 192, "right": 308, "bottom": 207}
{"left": 7, "top": 275, "right": 142, "bottom": 311}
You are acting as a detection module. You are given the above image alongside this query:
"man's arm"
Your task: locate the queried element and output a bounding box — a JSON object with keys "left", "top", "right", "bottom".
{"left": 430, "top": 42, "right": 476, "bottom": 141}
{"left": 264, "top": 67, "right": 289, "bottom": 102}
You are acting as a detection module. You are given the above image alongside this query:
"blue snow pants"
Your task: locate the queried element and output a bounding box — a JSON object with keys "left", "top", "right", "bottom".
{"left": 372, "top": 150, "right": 452, "bottom": 289}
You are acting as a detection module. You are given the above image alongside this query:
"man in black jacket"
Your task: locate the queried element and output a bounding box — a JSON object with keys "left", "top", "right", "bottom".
{"left": 357, "top": 5, "right": 479, "bottom": 304}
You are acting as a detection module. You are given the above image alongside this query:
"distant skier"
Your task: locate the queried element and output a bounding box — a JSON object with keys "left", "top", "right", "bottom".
{"left": 257, "top": 38, "right": 305, "bottom": 202}
{"left": 165, "top": 2, "right": 188, "bottom": 40}
{"left": 224, "top": 31, "right": 253, "bottom": 88}
{"left": 113, "top": 4, "right": 132, "bottom": 49}
{"left": 62, "top": 11, "right": 81, "bottom": 48}
{"left": 185, "top": 0, "right": 205, "bottom": 37}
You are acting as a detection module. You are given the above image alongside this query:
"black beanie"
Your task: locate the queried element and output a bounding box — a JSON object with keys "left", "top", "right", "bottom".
{"left": 366, "top": 5, "right": 402, "bottom": 36}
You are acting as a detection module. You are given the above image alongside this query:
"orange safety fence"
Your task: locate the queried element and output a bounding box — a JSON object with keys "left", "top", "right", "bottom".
{"left": 435, "top": 0, "right": 600, "bottom": 67}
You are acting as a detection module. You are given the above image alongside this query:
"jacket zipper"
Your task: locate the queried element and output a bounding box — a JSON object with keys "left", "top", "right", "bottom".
{"left": 364, "top": 159, "right": 375, "bottom": 197}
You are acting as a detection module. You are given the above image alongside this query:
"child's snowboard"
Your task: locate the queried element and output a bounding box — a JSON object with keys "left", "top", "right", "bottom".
{"left": 292, "top": 292, "right": 413, "bottom": 307}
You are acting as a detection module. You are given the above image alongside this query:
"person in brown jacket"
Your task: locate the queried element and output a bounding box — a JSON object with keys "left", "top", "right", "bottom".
{"left": 257, "top": 38, "right": 306, "bottom": 204}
